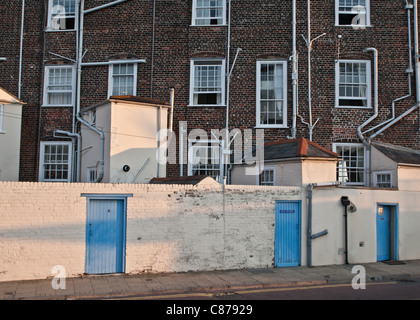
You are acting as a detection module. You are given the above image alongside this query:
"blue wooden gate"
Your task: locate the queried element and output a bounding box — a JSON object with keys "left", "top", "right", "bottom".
{"left": 275, "top": 201, "right": 301, "bottom": 267}
{"left": 85, "top": 198, "right": 127, "bottom": 274}
{"left": 377, "top": 205, "right": 391, "bottom": 261}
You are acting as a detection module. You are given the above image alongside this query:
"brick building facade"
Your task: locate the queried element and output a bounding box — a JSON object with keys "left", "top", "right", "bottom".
{"left": 1, "top": 0, "right": 419, "bottom": 186}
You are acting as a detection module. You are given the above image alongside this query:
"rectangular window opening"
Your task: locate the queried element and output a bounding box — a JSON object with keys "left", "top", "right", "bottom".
{"left": 190, "top": 59, "right": 225, "bottom": 106}
{"left": 257, "top": 61, "right": 287, "bottom": 127}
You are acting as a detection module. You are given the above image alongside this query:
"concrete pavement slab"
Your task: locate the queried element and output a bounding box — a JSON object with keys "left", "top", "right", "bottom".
{"left": 0, "top": 260, "right": 419, "bottom": 300}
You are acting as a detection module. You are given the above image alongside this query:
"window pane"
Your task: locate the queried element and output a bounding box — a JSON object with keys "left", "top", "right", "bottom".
{"left": 46, "top": 67, "right": 74, "bottom": 105}
{"left": 259, "top": 62, "right": 284, "bottom": 125}
{"left": 195, "top": 0, "right": 224, "bottom": 25}
{"left": 337, "top": 61, "right": 369, "bottom": 107}
{"left": 335, "top": 144, "right": 365, "bottom": 185}
{"left": 190, "top": 141, "right": 221, "bottom": 180}
{"left": 112, "top": 63, "right": 136, "bottom": 96}
{"left": 42, "top": 143, "right": 71, "bottom": 181}
{"left": 193, "top": 62, "right": 223, "bottom": 105}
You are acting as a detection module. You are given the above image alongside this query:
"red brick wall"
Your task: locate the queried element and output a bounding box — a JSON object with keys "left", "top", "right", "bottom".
{"left": 1, "top": 0, "right": 419, "bottom": 180}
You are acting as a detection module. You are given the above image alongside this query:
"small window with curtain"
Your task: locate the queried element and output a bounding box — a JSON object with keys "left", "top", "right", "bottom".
{"left": 39, "top": 142, "right": 72, "bottom": 182}
{"left": 260, "top": 168, "right": 275, "bottom": 186}
{"left": 374, "top": 171, "right": 393, "bottom": 188}
{"left": 334, "top": 143, "right": 366, "bottom": 186}
{"left": 108, "top": 62, "right": 138, "bottom": 98}
{"left": 43, "top": 65, "right": 75, "bottom": 106}
{"left": 256, "top": 60, "right": 287, "bottom": 127}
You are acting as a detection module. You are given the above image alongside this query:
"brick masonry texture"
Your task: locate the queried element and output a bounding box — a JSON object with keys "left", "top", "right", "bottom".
{"left": 0, "top": 1, "right": 419, "bottom": 180}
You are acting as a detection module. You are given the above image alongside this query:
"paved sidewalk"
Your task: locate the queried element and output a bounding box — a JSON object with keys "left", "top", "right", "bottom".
{"left": 1, "top": 260, "right": 419, "bottom": 300}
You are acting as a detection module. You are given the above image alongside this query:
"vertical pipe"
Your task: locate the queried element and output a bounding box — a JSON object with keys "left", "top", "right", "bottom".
{"left": 224, "top": 0, "right": 232, "bottom": 184}
{"left": 76, "top": 0, "right": 85, "bottom": 117}
{"left": 291, "top": 0, "right": 297, "bottom": 139}
{"left": 150, "top": 0, "right": 156, "bottom": 99}
{"left": 169, "top": 88, "right": 174, "bottom": 132}
{"left": 157, "top": 106, "right": 161, "bottom": 178}
{"left": 414, "top": 0, "right": 420, "bottom": 103}
{"left": 18, "top": 0, "right": 25, "bottom": 99}
{"left": 307, "top": 184, "right": 313, "bottom": 267}
{"left": 307, "top": 0, "right": 313, "bottom": 141}
{"left": 179, "top": 122, "right": 184, "bottom": 176}
{"left": 344, "top": 204, "right": 349, "bottom": 264}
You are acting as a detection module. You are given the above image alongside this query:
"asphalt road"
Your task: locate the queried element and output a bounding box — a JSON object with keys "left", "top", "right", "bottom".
{"left": 113, "top": 279, "right": 420, "bottom": 301}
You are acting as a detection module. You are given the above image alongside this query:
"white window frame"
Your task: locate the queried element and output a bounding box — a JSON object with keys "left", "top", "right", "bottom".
{"left": 0, "top": 105, "right": 4, "bottom": 133}
{"left": 256, "top": 60, "right": 288, "bottom": 128}
{"left": 333, "top": 143, "right": 366, "bottom": 186}
{"left": 189, "top": 59, "right": 226, "bottom": 107}
{"left": 108, "top": 60, "right": 138, "bottom": 98}
{"left": 47, "top": 0, "right": 77, "bottom": 31}
{"left": 258, "top": 166, "right": 275, "bottom": 186}
{"left": 191, "top": 0, "right": 227, "bottom": 26}
{"left": 335, "top": 60, "right": 371, "bottom": 109}
{"left": 39, "top": 141, "right": 72, "bottom": 182}
{"left": 87, "top": 167, "right": 98, "bottom": 183}
{"left": 43, "top": 65, "right": 76, "bottom": 107}
{"left": 335, "top": 0, "right": 370, "bottom": 27}
{"left": 187, "top": 139, "right": 223, "bottom": 182}
{"left": 373, "top": 171, "right": 393, "bottom": 188}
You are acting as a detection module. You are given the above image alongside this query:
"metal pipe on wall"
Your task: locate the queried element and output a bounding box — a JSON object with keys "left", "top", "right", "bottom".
{"left": 356, "top": 47, "right": 378, "bottom": 187}
{"left": 291, "top": 0, "right": 298, "bottom": 139}
{"left": 53, "top": 129, "right": 81, "bottom": 182}
{"left": 77, "top": 115, "right": 104, "bottom": 183}
{"left": 73, "top": 0, "right": 131, "bottom": 183}
{"left": 18, "top": 0, "right": 25, "bottom": 99}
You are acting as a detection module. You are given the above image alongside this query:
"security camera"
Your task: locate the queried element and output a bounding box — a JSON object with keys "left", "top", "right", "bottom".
{"left": 349, "top": 202, "right": 357, "bottom": 213}
{"left": 123, "top": 165, "right": 130, "bottom": 172}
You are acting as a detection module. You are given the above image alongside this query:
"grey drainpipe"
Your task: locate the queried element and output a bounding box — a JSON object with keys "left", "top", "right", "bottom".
{"left": 307, "top": 183, "right": 329, "bottom": 267}
{"left": 340, "top": 196, "right": 351, "bottom": 265}
{"left": 53, "top": 129, "right": 81, "bottom": 182}
{"left": 357, "top": 47, "right": 378, "bottom": 187}
{"left": 77, "top": 114, "right": 104, "bottom": 183}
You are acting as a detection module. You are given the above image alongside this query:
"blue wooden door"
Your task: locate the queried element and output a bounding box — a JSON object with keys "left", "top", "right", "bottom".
{"left": 275, "top": 201, "right": 301, "bottom": 267}
{"left": 377, "top": 205, "right": 391, "bottom": 261}
{"left": 86, "top": 199, "right": 126, "bottom": 274}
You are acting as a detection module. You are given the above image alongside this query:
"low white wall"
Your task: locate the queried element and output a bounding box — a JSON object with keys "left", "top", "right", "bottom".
{"left": 311, "top": 186, "right": 420, "bottom": 266}
{"left": 0, "top": 181, "right": 301, "bottom": 282}
{"left": 1, "top": 181, "right": 419, "bottom": 282}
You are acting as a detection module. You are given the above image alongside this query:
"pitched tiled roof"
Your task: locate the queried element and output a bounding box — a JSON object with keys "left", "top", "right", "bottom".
{"left": 373, "top": 141, "right": 420, "bottom": 165}
{"left": 261, "top": 138, "right": 338, "bottom": 161}
{"left": 149, "top": 175, "right": 210, "bottom": 185}
{"left": 110, "top": 95, "right": 170, "bottom": 106}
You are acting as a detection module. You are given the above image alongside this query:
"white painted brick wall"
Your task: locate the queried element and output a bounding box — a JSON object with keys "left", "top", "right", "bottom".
{"left": 0, "top": 181, "right": 301, "bottom": 281}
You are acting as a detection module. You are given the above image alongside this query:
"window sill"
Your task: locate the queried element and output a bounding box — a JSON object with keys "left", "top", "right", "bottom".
{"left": 42, "top": 105, "right": 74, "bottom": 108}
{"left": 255, "top": 125, "right": 289, "bottom": 129}
{"left": 45, "top": 28, "right": 76, "bottom": 32}
{"left": 335, "top": 25, "right": 372, "bottom": 28}
{"left": 190, "top": 24, "right": 227, "bottom": 27}
{"left": 335, "top": 106, "right": 372, "bottom": 109}
{"left": 188, "top": 104, "right": 226, "bottom": 108}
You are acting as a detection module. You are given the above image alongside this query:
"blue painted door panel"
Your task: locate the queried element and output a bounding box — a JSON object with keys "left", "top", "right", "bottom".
{"left": 275, "top": 201, "right": 301, "bottom": 267}
{"left": 377, "top": 205, "right": 390, "bottom": 261}
{"left": 86, "top": 199, "right": 125, "bottom": 274}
